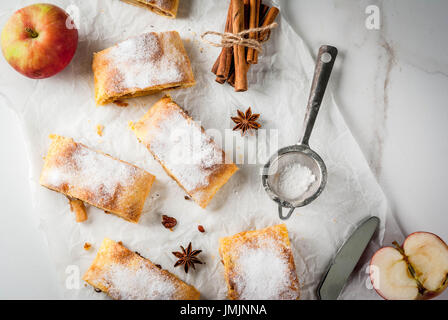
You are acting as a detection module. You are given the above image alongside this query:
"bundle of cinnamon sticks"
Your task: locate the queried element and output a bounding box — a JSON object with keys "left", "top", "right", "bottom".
{"left": 212, "top": 0, "right": 279, "bottom": 92}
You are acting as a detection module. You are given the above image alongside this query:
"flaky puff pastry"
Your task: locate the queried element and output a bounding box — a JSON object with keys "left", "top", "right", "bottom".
{"left": 83, "top": 238, "right": 200, "bottom": 300}
{"left": 120, "top": 0, "right": 179, "bottom": 18}
{"left": 39, "top": 135, "right": 155, "bottom": 223}
{"left": 132, "top": 96, "right": 238, "bottom": 208}
{"left": 93, "top": 31, "right": 195, "bottom": 105}
{"left": 219, "top": 224, "right": 300, "bottom": 300}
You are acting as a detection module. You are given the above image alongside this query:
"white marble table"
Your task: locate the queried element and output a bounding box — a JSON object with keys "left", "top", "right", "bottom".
{"left": 1, "top": 0, "right": 447, "bottom": 299}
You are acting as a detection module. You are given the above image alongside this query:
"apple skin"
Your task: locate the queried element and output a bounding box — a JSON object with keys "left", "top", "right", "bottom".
{"left": 370, "top": 232, "right": 448, "bottom": 300}
{"left": 1, "top": 3, "right": 78, "bottom": 79}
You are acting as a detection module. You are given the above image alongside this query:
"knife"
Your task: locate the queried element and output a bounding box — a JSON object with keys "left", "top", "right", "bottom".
{"left": 317, "top": 216, "right": 380, "bottom": 300}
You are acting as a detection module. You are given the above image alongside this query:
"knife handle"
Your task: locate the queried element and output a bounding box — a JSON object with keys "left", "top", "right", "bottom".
{"left": 299, "top": 45, "right": 338, "bottom": 146}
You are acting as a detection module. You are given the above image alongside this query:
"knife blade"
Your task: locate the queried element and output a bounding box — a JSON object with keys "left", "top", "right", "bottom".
{"left": 317, "top": 216, "right": 380, "bottom": 300}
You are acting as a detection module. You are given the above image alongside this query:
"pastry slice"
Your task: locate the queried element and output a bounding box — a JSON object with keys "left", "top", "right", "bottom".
{"left": 83, "top": 238, "right": 200, "bottom": 300}
{"left": 120, "top": 0, "right": 179, "bottom": 18}
{"left": 93, "top": 31, "right": 195, "bottom": 105}
{"left": 39, "top": 135, "right": 155, "bottom": 223}
{"left": 132, "top": 96, "right": 238, "bottom": 208}
{"left": 219, "top": 224, "right": 300, "bottom": 300}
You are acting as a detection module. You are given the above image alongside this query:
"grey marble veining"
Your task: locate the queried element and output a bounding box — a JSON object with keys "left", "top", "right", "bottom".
{"left": 279, "top": 0, "right": 448, "bottom": 299}
{"left": 280, "top": 0, "right": 448, "bottom": 244}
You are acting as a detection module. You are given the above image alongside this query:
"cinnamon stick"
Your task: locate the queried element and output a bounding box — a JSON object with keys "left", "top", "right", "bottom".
{"left": 231, "top": 0, "right": 248, "bottom": 92}
{"left": 243, "top": 0, "right": 250, "bottom": 64}
{"left": 216, "top": 76, "right": 226, "bottom": 84}
{"left": 228, "top": 71, "right": 235, "bottom": 87}
{"left": 244, "top": 0, "right": 250, "bottom": 29}
{"left": 227, "top": 56, "right": 236, "bottom": 87}
{"left": 212, "top": 51, "right": 221, "bottom": 74}
{"left": 251, "top": 6, "right": 279, "bottom": 64}
{"left": 68, "top": 197, "right": 88, "bottom": 223}
{"left": 215, "top": 3, "right": 234, "bottom": 82}
{"left": 247, "top": 0, "right": 261, "bottom": 64}
{"left": 260, "top": 3, "right": 269, "bottom": 22}
{"left": 250, "top": 3, "right": 269, "bottom": 64}
{"left": 220, "top": 53, "right": 235, "bottom": 84}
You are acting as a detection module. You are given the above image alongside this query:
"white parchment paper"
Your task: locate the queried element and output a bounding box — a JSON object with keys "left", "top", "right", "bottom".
{"left": 0, "top": 0, "right": 403, "bottom": 299}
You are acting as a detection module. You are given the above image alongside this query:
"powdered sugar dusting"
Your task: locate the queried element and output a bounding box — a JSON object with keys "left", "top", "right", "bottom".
{"left": 149, "top": 107, "right": 224, "bottom": 192}
{"left": 105, "top": 32, "right": 185, "bottom": 92}
{"left": 276, "top": 162, "right": 316, "bottom": 200}
{"left": 100, "top": 262, "right": 176, "bottom": 300}
{"left": 234, "top": 238, "right": 299, "bottom": 300}
{"left": 45, "top": 144, "right": 142, "bottom": 204}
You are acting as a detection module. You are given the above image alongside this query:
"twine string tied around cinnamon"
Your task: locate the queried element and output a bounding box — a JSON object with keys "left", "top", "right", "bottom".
{"left": 201, "top": 22, "right": 278, "bottom": 53}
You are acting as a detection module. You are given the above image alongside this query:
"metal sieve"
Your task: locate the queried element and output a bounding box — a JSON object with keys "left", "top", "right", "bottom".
{"left": 262, "top": 45, "right": 338, "bottom": 220}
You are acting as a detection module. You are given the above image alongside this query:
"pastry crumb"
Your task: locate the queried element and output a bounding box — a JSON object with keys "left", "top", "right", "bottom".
{"left": 83, "top": 242, "right": 92, "bottom": 250}
{"left": 114, "top": 100, "right": 129, "bottom": 107}
{"left": 96, "top": 124, "right": 104, "bottom": 136}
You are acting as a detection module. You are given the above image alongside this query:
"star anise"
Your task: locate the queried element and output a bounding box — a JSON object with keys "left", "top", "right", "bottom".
{"left": 231, "top": 107, "right": 261, "bottom": 136}
{"left": 172, "top": 242, "right": 203, "bottom": 273}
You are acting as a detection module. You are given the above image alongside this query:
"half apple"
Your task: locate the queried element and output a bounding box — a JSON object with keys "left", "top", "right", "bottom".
{"left": 370, "top": 232, "right": 448, "bottom": 300}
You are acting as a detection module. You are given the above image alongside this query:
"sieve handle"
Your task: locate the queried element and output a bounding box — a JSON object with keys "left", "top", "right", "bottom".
{"left": 299, "top": 45, "right": 338, "bottom": 146}
{"left": 278, "top": 205, "right": 295, "bottom": 220}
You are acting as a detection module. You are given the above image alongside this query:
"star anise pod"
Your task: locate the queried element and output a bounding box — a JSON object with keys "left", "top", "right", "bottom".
{"left": 231, "top": 107, "right": 261, "bottom": 136}
{"left": 172, "top": 242, "right": 203, "bottom": 273}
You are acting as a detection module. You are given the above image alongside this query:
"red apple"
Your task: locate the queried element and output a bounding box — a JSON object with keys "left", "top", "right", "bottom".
{"left": 370, "top": 232, "right": 448, "bottom": 300}
{"left": 1, "top": 3, "right": 78, "bottom": 79}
